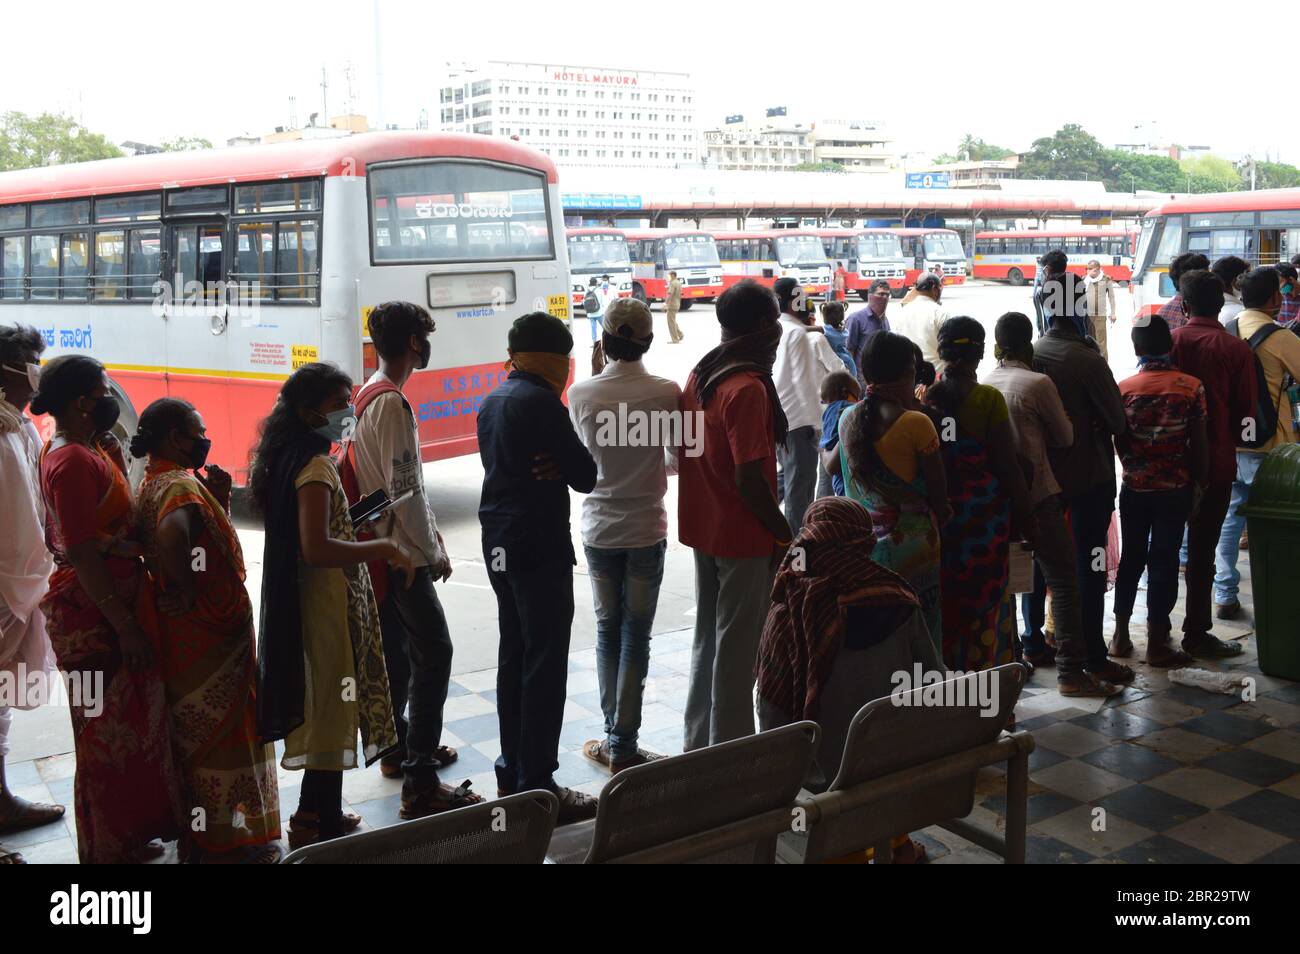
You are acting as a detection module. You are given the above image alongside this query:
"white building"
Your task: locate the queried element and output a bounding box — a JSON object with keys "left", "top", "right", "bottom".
{"left": 810, "top": 119, "right": 894, "bottom": 173}
{"left": 437, "top": 61, "right": 698, "bottom": 170}
{"left": 702, "top": 121, "right": 815, "bottom": 172}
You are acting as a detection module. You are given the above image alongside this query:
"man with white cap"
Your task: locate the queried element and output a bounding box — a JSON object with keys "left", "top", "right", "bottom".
{"left": 568, "top": 298, "right": 683, "bottom": 773}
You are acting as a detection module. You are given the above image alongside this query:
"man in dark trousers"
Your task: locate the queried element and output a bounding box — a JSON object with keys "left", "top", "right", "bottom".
{"left": 478, "top": 311, "right": 598, "bottom": 824}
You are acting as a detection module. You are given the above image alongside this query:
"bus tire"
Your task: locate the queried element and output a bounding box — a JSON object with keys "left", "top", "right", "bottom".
{"left": 678, "top": 300, "right": 694, "bottom": 311}
{"left": 1007, "top": 267, "right": 1026, "bottom": 286}
{"left": 632, "top": 284, "right": 648, "bottom": 304}
{"left": 104, "top": 376, "right": 146, "bottom": 490}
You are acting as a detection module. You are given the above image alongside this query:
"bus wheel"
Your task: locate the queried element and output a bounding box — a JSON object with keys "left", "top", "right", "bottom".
{"left": 632, "top": 284, "right": 648, "bottom": 303}
{"left": 105, "top": 376, "right": 146, "bottom": 490}
{"left": 678, "top": 300, "right": 694, "bottom": 311}
{"left": 1007, "top": 268, "right": 1026, "bottom": 286}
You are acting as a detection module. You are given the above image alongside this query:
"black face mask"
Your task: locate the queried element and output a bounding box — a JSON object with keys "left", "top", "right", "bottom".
{"left": 179, "top": 434, "right": 212, "bottom": 469}
{"left": 414, "top": 338, "right": 432, "bottom": 371}
{"left": 86, "top": 395, "right": 121, "bottom": 434}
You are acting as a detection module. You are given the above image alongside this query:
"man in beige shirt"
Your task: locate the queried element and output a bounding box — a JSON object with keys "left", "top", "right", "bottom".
{"left": 1215, "top": 267, "right": 1300, "bottom": 618}
{"left": 1083, "top": 260, "right": 1118, "bottom": 359}
{"left": 665, "top": 270, "right": 684, "bottom": 343}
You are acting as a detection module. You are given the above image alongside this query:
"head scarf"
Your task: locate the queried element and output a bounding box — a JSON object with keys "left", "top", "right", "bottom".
{"left": 756, "top": 497, "right": 919, "bottom": 720}
{"left": 690, "top": 321, "right": 787, "bottom": 443}
{"left": 508, "top": 351, "right": 570, "bottom": 395}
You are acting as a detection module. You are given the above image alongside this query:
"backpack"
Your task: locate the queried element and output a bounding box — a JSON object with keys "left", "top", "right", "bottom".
{"left": 336, "top": 376, "right": 406, "bottom": 604}
{"left": 1224, "top": 317, "right": 1286, "bottom": 449}
{"left": 583, "top": 290, "right": 600, "bottom": 314}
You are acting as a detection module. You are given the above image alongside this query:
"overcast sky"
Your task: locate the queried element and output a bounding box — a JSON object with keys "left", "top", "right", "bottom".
{"left": 2, "top": 0, "right": 1294, "bottom": 166}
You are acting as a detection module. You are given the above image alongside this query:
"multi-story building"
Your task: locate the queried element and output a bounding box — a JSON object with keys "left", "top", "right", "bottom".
{"left": 915, "top": 157, "right": 1020, "bottom": 189}
{"left": 437, "top": 61, "right": 698, "bottom": 170}
{"left": 702, "top": 121, "right": 815, "bottom": 171}
{"left": 809, "top": 120, "right": 894, "bottom": 173}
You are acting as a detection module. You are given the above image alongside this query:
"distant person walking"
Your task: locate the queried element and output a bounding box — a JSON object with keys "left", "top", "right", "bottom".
{"left": 893, "top": 273, "right": 949, "bottom": 368}
{"left": 1083, "top": 260, "right": 1118, "bottom": 359}
{"left": 584, "top": 275, "right": 616, "bottom": 345}
{"left": 665, "top": 270, "right": 685, "bottom": 343}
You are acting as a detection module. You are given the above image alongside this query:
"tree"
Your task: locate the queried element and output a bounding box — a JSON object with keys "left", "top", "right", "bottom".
{"left": 1104, "top": 151, "right": 1183, "bottom": 193}
{"left": 1017, "top": 124, "right": 1108, "bottom": 182}
{"left": 161, "top": 136, "right": 213, "bottom": 152}
{"left": 791, "top": 161, "right": 848, "bottom": 174}
{"left": 1180, "top": 155, "right": 1241, "bottom": 193}
{"left": 934, "top": 134, "right": 1015, "bottom": 164}
{"left": 0, "top": 111, "right": 122, "bottom": 170}
{"left": 1254, "top": 160, "right": 1300, "bottom": 190}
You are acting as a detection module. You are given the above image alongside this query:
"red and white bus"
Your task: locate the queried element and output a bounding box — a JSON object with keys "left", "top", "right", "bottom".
{"left": 972, "top": 229, "right": 1134, "bottom": 285}
{"left": 565, "top": 227, "right": 633, "bottom": 309}
{"left": 710, "top": 229, "right": 833, "bottom": 294}
{"left": 812, "top": 228, "right": 909, "bottom": 298}
{"left": 0, "top": 131, "right": 571, "bottom": 483}
{"left": 1132, "top": 189, "right": 1300, "bottom": 323}
{"left": 892, "top": 227, "right": 967, "bottom": 286}
{"left": 622, "top": 228, "right": 723, "bottom": 308}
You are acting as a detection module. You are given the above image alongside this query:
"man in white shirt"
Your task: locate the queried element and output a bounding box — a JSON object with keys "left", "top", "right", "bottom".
{"left": 894, "top": 273, "right": 950, "bottom": 368}
{"left": 772, "top": 277, "right": 840, "bottom": 534}
{"left": 0, "top": 325, "right": 65, "bottom": 862}
{"left": 349, "top": 301, "right": 482, "bottom": 818}
{"left": 568, "top": 298, "right": 682, "bottom": 772}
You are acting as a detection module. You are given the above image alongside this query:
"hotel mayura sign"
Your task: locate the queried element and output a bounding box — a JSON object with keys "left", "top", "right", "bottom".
{"left": 551, "top": 70, "right": 639, "bottom": 85}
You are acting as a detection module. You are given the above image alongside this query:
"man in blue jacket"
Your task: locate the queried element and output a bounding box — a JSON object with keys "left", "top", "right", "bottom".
{"left": 478, "top": 311, "right": 598, "bottom": 824}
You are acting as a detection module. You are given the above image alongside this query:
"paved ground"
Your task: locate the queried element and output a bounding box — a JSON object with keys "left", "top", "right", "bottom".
{"left": 10, "top": 281, "right": 1299, "bottom": 863}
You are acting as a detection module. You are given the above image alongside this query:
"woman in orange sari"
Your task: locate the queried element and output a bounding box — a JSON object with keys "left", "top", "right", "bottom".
{"left": 33, "top": 356, "right": 182, "bottom": 863}
{"left": 131, "top": 398, "right": 282, "bottom": 863}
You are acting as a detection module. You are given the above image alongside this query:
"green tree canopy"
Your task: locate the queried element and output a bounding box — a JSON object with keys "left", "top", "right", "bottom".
{"left": 1017, "top": 124, "right": 1108, "bottom": 181}
{"left": 934, "top": 134, "right": 1016, "bottom": 164}
{"left": 0, "top": 111, "right": 122, "bottom": 170}
{"left": 161, "top": 136, "right": 213, "bottom": 152}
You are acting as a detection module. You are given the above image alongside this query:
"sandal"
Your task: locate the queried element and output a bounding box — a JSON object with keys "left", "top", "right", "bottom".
{"left": 1086, "top": 661, "right": 1135, "bottom": 684}
{"left": 891, "top": 838, "right": 928, "bottom": 864}
{"left": 0, "top": 844, "right": 25, "bottom": 865}
{"left": 1059, "top": 673, "right": 1123, "bottom": 698}
{"left": 0, "top": 795, "right": 66, "bottom": 834}
{"left": 287, "top": 811, "right": 362, "bottom": 850}
{"left": 1182, "top": 635, "right": 1245, "bottom": 659}
{"left": 399, "top": 780, "right": 483, "bottom": 820}
{"left": 1106, "top": 637, "right": 1134, "bottom": 658}
{"left": 381, "top": 745, "right": 459, "bottom": 779}
{"left": 240, "top": 842, "right": 284, "bottom": 864}
{"left": 433, "top": 745, "right": 458, "bottom": 769}
{"left": 1146, "top": 643, "right": 1194, "bottom": 668}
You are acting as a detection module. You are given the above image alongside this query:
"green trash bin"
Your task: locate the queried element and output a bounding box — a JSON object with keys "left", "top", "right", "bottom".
{"left": 1239, "top": 443, "right": 1300, "bottom": 680}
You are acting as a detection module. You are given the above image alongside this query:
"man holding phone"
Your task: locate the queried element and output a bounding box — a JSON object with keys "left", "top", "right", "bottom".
{"left": 347, "top": 300, "right": 479, "bottom": 818}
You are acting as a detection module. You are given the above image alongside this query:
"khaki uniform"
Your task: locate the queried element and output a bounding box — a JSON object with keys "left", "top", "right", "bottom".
{"left": 666, "top": 277, "right": 684, "bottom": 342}
{"left": 1084, "top": 275, "right": 1117, "bottom": 360}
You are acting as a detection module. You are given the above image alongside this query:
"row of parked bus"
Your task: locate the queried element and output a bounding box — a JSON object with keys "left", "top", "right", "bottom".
{"left": 1, "top": 125, "right": 1252, "bottom": 483}
{"left": 563, "top": 225, "right": 974, "bottom": 308}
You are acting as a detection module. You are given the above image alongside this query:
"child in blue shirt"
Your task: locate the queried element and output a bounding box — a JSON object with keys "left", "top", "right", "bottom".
{"left": 818, "top": 370, "right": 862, "bottom": 497}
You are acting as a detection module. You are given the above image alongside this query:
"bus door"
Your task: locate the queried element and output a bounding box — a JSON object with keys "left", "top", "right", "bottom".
{"left": 161, "top": 217, "right": 234, "bottom": 460}
{"left": 1259, "top": 229, "right": 1280, "bottom": 266}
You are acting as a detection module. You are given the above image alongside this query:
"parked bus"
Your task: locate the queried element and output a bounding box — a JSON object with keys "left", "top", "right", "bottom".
{"left": 892, "top": 227, "right": 967, "bottom": 286}
{"left": 565, "top": 227, "right": 633, "bottom": 308}
{"left": 812, "top": 228, "right": 909, "bottom": 298}
{"left": 0, "top": 131, "right": 571, "bottom": 483}
{"left": 622, "top": 228, "right": 723, "bottom": 308}
{"left": 710, "top": 229, "right": 833, "bottom": 294}
{"left": 973, "top": 229, "right": 1134, "bottom": 285}
{"left": 1131, "top": 189, "right": 1300, "bottom": 323}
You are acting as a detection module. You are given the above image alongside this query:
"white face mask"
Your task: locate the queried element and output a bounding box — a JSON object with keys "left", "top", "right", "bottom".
{"left": 2, "top": 362, "right": 40, "bottom": 390}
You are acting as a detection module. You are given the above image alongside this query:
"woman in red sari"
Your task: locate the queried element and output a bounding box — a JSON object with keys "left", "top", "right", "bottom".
{"left": 131, "top": 398, "right": 282, "bottom": 863}
{"left": 33, "top": 356, "right": 182, "bottom": 863}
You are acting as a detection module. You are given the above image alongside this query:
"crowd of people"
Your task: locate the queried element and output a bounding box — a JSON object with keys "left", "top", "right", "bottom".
{"left": 0, "top": 246, "right": 1295, "bottom": 865}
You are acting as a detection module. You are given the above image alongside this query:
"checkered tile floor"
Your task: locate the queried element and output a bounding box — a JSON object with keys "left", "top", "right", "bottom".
{"left": 7, "top": 559, "right": 1300, "bottom": 863}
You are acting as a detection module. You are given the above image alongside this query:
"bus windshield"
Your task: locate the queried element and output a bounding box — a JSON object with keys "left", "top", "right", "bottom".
{"left": 774, "top": 234, "right": 828, "bottom": 267}
{"left": 856, "top": 233, "right": 903, "bottom": 260}
{"left": 923, "top": 233, "right": 965, "bottom": 260}
{"left": 568, "top": 234, "right": 630, "bottom": 270}
{"left": 370, "top": 160, "right": 552, "bottom": 262}
{"left": 664, "top": 235, "right": 720, "bottom": 268}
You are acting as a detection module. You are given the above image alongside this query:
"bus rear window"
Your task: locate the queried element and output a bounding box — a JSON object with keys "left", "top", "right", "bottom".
{"left": 370, "top": 161, "right": 552, "bottom": 263}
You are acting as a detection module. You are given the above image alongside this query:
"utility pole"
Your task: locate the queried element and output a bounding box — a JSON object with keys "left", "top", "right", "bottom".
{"left": 321, "top": 67, "right": 329, "bottom": 128}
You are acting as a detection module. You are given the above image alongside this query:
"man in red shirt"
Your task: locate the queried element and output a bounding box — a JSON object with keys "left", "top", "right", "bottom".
{"left": 679, "top": 280, "right": 791, "bottom": 750}
{"left": 1169, "top": 270, "right": 1255, "bottom": 657}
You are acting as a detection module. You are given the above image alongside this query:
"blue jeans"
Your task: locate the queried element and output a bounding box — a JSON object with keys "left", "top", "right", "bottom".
{"left": 585, "top": 541, "right": 667, "bottom": 761}
{"left": 589, "top": 314, "right": 601, "bottom": 343}
{"left": 1214, "top": 451, "right": 1265, "bottom": 606}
